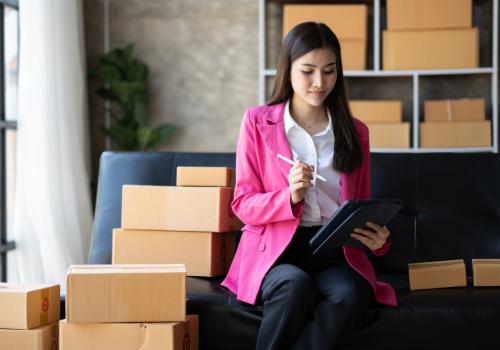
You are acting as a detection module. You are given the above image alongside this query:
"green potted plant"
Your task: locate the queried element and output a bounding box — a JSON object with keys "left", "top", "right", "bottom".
{"left": 89, "top": 44, "right": 174, "bottom": 150}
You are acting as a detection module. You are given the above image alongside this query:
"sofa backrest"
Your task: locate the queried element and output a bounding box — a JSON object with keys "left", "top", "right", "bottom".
{"left": 88, "top": 151, "right": 500, "bottom": 276}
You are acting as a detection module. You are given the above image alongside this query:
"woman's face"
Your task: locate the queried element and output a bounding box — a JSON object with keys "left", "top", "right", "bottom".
{"left": 290, "top": 48, "right": 337, "bottom": 108}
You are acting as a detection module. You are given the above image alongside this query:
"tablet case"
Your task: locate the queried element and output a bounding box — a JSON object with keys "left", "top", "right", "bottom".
{"left": 309, "top": 199, "right": 403, "bottom": 258}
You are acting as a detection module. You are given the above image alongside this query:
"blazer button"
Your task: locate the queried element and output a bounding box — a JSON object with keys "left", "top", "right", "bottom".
{"left": 259, "top": 243, "right": 266, "bottom": 252}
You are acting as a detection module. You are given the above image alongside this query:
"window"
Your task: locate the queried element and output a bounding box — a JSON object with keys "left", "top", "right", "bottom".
{"left": 0, "top": 0, "right": 19, "bottom": 282}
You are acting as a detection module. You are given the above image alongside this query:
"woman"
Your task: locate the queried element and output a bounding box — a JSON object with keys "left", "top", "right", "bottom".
{"left": 221, "top": 22, "right": 398, "bottom": 350}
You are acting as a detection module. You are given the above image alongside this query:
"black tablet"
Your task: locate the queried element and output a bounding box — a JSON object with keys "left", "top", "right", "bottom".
{"left": 309, "top": 199, "right": 403, "bottom": 258}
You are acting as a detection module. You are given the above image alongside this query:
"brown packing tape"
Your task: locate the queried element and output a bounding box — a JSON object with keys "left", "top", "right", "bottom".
{"left": 138, "top": 324, "right": 149, "bottom": 350}
{"left": 446, "top": 100, "right": 452, "bottom": 122}
{"left": 40, "top": 287, "right": 49, "bottom": 325}
{"left": 50, "top": 322, "right": 58, "bottom": 350}
{"left": 183, "top": 319, "right": 191, "bottom": 350}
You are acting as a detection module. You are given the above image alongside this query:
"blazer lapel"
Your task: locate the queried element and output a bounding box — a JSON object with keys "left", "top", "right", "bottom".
{"left": 257, "top": 103, "right": 293, "bottom": 181}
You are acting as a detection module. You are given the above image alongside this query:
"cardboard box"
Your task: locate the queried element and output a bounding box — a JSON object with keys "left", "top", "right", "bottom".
{"left": 59, "top": 315, "right": 198, "bottom": 350}
{"left": 0, "top": 283, "right": 60, "bottom": 329}
{"left": 472, "top": 259, "right": 500, "bottom": 287}
{"left": 122, "top": 185, "right": 242, "bottom": 232}
{"left": 387, "top": 0, "right": 472, "bottom": 30}
{"left": 350, "top": 100, "right": 403, "bottom": 123}
{"left": 0, "top": 322, "right": 58, "bottom": 350}
{"left": 66, "top": 264, "right": 186, "bottom": 323}
{"left": 341, "top": 40, "right": 366, "bottom": 70}
{"left": 112, "top": 229, "right": 236, "bottom": 277}
{"left": 420, "top": 120, "right": 491, "bottom": 148}
{"left": 424, "top": 98, "right": 485, "bottom": 122}
{"left": 408, "top": 259, "right": 467, "bottom": 290}
{"left": 383, "top": 28, "right": 478, "bottom": 70}
{"left": 283, "top": 4, "right": 367, "bottom": 40}
{"left": 366, "top": 122, "right": 410, "bottom": 148}
{"left": 176, "top": 167, "right": 234, "bottom": 187}
{"left": 283, "top": 4, "right": 368, "bottom": 70}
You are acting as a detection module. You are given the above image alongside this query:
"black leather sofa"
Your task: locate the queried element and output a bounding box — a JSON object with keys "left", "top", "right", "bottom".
{"left": 86, "top": 151, "right": 500, "bottom": 350}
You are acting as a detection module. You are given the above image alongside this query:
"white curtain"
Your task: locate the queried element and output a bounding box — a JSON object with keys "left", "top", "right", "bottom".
{"left": 9, "top": 0, "right": 92, "bottom": 288}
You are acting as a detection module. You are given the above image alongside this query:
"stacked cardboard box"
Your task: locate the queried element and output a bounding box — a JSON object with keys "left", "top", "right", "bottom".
{"left": 408, "top": 260, "right": 467, "bottom": 290}
{"left": 282, "top": 5, "right": 368, "bottom": 70}
{"left": 0, "top": 283, "right": 60, "bottom": 350}
{"left": 420, "top": 98, "right": 491, "bottom": 148}
{"left": 384, "top": 0, "right": 478, "bottom": 70}
{"left": 60, "top": 264, "right": 199, "bottom": 349}
{"left": 350, "top": 100, "right": 410, "bottom": 148}
{"left": 115, "top": 167, "right": 240, "bottom": 277}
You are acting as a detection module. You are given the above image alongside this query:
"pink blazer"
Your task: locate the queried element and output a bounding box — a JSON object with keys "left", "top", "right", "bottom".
{"left": 221, "top": 103, "right": 397, "bottom": 307}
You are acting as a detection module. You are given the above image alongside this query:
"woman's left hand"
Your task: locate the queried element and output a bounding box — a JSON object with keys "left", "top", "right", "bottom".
{"left": 350, "top": 222, "right": 390, "bottom": 252}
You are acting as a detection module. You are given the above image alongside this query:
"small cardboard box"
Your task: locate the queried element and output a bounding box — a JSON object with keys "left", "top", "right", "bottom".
{"left": 59, "top": 315, "right": 198, "bottom": 350}
{"left": 472, "top": 259, "right": 500, "bottom": 287}
{"left": 283, "top": 4, "right": 367, "bottom": 40}
{"left": 350, "top": 100, "right": 402, "bottom": 123}
{"left": 283, "top": 4, "right": 368, "bottom": 70}
{"left": 112, "top": 229, "right": 236, "bottom": 277}
{"left": 383, "top": 28, "right": 478, "bottom": 70}
{"left": 0, "top": 283, "right": 60, "bottom": 329}
{"left": 420, "top": 120, "right": 491, "bottom": 148}
{"left": 176, "top": 167, "right": 234, "bottom": 187}
{"left": 122, "top": 185, "right": 242, "bottom": 232}
{"left": 66, "top": 264, "right": 186, "bottom": 323}
{"left": 424, "top": 98, "right": 485, "bottom": 122}
{"left": 0, "top": 322, "right": 58, "bottom": 350}
{"left": 387, "top": 0, "right": 472, "bottom": 30}
{"left": 366, "top": 122, "right": 410, "bottom": 148}
{"left": 408, "top": 259, "right": 467, "bottom": 290}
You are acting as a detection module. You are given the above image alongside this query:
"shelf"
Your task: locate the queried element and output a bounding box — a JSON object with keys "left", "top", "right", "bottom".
{"left": 259, "top": 0, "right": 498, "bottom": 153}
{"left": 263, "top": 68, "right": 496, "bottom": 77}
{"left": 372, "top": 147, "right": 495, "bottom": 153}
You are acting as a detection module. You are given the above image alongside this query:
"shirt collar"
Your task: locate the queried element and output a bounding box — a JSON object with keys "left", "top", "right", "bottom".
{"left": 284, "top": 99, "right": 333, "bottom": 136}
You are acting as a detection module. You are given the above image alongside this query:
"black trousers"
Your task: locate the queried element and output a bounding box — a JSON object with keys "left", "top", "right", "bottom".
{"left": 256, "top": 226, "right": 373, "bottom": 350}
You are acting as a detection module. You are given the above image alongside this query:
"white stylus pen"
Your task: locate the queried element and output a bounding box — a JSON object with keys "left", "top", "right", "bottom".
{"left": 277, "top": 153, "right": 327, "bottom": 182}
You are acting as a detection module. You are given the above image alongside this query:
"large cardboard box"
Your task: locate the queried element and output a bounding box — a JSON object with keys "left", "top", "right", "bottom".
{"left": 283, "top": 4, "right": 368, "bottom": 70}
{"left": 0, "top": 283, "right": 60, "bottom": 329}
{"left": 387, "top": 0, "right": 472, "bottom": 30}
{"left": 176, "top": 167, "right": 234, "bottom": 187}
{"left": 408, "top": 259, "right": 467, "bottom": 290}
{"left": 472, "top": 259, "right": 500, "bottom": 287}
{"left": 59, "top": 315, "right": 198, "bottom": 350}
{"left": 112, "top": 229, "right": 236, "bottom": 277}
{"left": 424, "top": 98, "right": 485, "bottom": 122}
{"left": 66, "top": 264, "right": 186, "bottom": 323}
{"left": 366, "top": 122, "right": 410, "bottom": 148}
{"left": 122, "top": 185, "right": 242, "bottom": 232}
{"left": 350, "top": 100, "right": 402, "bottom": 123}
{"left": 0, "top": 322, "right": 58, "bottom": 350}
{"left": 283, "top": 5, "right": 367, "bottom": 40}
{"left": 383, "top": 28, "right": 478, "bottom": 70}
{"left": 420, "top": 120, "right": 491, "bottom": 148}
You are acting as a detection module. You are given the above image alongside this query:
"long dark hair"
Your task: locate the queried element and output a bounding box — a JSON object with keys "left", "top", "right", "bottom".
{"left": 268, "top": 22, "right": 363, "bottom": 173}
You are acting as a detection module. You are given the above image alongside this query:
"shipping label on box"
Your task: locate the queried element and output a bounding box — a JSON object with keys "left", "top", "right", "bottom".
{"left": 0, "top": 283, "right": 60, "bottom": 329}
{"left": 0, "top": 321, "right": 58, "bottom": 350}
{"left": 424, "top": 98, "right": 485, "bottom": 122}
{"left": 420, "top": 120, "right": 491, "bottom": 148}
{"left": 283, "top": 4, "right": 367, "bottom": 40}
{"left": 176, "top": 167, "right": 235, "bottom": 187}
{"left": 387, "top": 0, "right": 472, "bottom": 30}
{"left": 408, "top": 259, "right": 466, "bottom": 290}
{"left": 112, "top": 229, "right": 236, "bottom": 277}
{"left": 383, "top": 28, "right": 478, "bottom": 70}
{"left": 122, "top": 185, "right": 242, "bottom": 232}
{"left": 366, "top": 122, "right": 410, "bottom": 148}
{"left": 472, "top": 259, "right": 500, "bottom": 287}
{"left": 59, "top": 315, "right": 198, "bottom": 350}
{"left": 350, "top": 100, "right": 402, "bottom": 123}
{"left": 66, "top": 264, "right": 186, "bottom": 323}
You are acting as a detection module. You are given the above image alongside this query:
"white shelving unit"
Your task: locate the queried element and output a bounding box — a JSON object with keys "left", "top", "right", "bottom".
{"left": 258, "top": 0, "right": 499, "bottom": 153}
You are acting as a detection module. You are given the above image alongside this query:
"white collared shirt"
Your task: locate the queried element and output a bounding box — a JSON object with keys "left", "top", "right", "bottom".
{"left": 283, "top": 100, "right": 342, "bottom": 226}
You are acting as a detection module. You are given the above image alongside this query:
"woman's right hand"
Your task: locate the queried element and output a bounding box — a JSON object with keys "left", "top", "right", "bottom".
{"left": 288, "top": 160, "right": 314, "bottom": 205}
